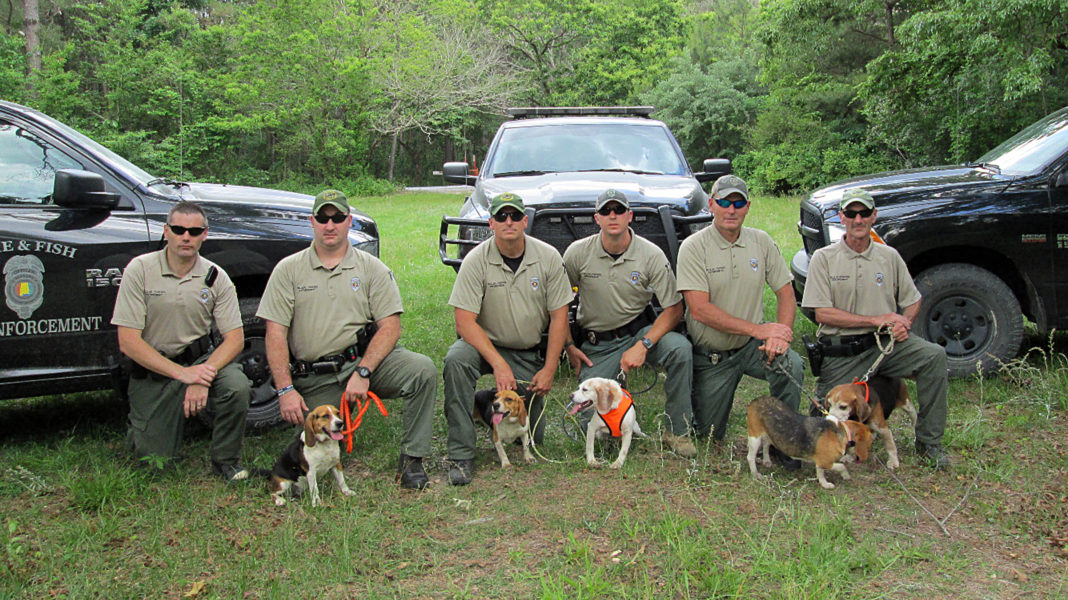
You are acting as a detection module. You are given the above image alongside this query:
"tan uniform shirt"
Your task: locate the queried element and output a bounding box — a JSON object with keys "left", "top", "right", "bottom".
{"left": 449, "top": 235, "right": 572, "bottom": 350}
{"left": 257, "top": 244, "right": 403, "bottom": 361}
{"left": 677, "top": 225, "right": 792, "bottom": 351}
{"left": 801, "top": 237, "right": 921, "bottom": 336}
{"left": 563, "top": 229, "right": 681, "bottom": 332}
{"left": 111, "top": 250, "right": 241, "bottom": 357}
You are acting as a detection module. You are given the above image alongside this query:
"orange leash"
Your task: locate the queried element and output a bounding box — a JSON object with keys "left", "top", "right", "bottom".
{"left": 852, "top": 377, "right": 872, "bottom": 405}
{"left": 339, "top": 391, "right": 388, "bottom": 454}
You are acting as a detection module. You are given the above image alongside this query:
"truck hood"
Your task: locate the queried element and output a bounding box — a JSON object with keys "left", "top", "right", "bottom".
{"left": 470, "top": 172, "right": 707, "bottom": 216}
{"left": 180, "top": 182, "right": 375, "bottom": 223}
{"left": 807, "top": 165, "right": 1012, "bottom": 215}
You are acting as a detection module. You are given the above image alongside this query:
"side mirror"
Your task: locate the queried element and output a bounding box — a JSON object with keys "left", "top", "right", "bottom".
{"left": 443, "top": 162, "right": 477, "bottom": 185}
{"left": 695, "top": 158, "right": 732, "bottom": 183}
{"left": 53, "top": 169, "right": 120, "bottom": 210}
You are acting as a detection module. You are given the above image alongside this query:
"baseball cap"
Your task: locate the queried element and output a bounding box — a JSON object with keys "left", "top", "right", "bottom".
{"left": 840, "top": 189, "right": 875, "bottom": 211}
{"left": 595, "top": 188, "right": 629, "bottom": 211}
{"left": 711, "top": 174, "right": 748, "bottom": 201}
{"left": 313, "top": 189, "right": 351, "bottom": 215}
{"left": 489, "top": 192, "right": 525, "bottom": 215}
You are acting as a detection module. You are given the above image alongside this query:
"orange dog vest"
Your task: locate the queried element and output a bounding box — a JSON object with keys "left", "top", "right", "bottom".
{"left": 596, "top": 389, "right": 635, "bottom": 438}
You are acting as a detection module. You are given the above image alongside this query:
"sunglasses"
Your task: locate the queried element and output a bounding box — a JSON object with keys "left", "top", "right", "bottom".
{"left": 167, "top": 224, "right": 206, "bottom": 236}
{"left": 713, "top": 198, "right": 749, "bottom": 209}
{"left": 596, "top": 204, "right": 628, "bottom": 216}
{"left": 841, "top": 208, "right": 874, "bottom": 219}
{"left": 313, "top": 212, "right": 349, "bottom": 224}
{"left": 492, "top": 210, "right": 524, "bottom": 222}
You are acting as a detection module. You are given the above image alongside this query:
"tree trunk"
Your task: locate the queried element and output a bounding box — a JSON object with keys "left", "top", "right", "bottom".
{"left": 24, "top": 0, "right": 41, "bottom": 72}
{"left": 388, "top": 131, "right": 398, "bottom": 183}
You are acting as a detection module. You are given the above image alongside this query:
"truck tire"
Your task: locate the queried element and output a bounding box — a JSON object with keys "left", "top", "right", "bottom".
{"left": 913, "top": 263, "right": 1023, "bottom": 377}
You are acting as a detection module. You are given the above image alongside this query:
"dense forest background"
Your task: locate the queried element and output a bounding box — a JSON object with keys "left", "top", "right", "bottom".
{"left": 3, "top": 0, "right": 1067, "bottom": 194}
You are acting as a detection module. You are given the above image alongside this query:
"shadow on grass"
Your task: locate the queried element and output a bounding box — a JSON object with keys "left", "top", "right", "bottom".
{"left": 0, "top": 391, "right": 127, "bottom": 442}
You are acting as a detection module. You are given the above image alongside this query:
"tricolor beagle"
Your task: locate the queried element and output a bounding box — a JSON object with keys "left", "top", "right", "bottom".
{"left": 473, "top": 389, "right": 534, "bottom": 468}
{"left": 568, "top": 377, "right": 643, "bottom": 469}
{"left": 824, "top": 375, "right": 917, "bottom": 469}
{"left": 747, "top": 395, "right": 872, "bottom": 489}
{"left": 269, "top": 405, "right": 355, "bottom": 506}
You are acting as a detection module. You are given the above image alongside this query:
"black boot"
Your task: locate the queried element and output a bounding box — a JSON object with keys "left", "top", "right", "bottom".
{"left": 447, "top": 458, "right": 474, "bottom": 486}
{"left": 768, "top": 445, "right": 802, "bottom": 471}
{"left": 398, "top": 453, "right": 429, "bottom": 490}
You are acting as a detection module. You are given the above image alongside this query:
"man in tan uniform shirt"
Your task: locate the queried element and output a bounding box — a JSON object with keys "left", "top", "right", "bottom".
{"left": 802, "top": 188, "right": 948, "bottom": 469}
{"left": 676, "top": 175, "right": 804, "bottom": 458}
{"left": 443, "top": 192, "right": 573, "bottom": 485}
{"left": 112, "top": 201, "right": 251, "bottom": 480}
{"left": 562, "top": 188, "right": 696, "bottom": 457}
{"left": 258, "top": 190, "right": 437, "bottom": 489}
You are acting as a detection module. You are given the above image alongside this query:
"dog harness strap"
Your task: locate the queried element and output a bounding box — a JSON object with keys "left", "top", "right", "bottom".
{"left": 595, "top": 389, "right": 634, "bottom": 438}
{"left": 852, "top": 377, "right": 871, "bottom": 405}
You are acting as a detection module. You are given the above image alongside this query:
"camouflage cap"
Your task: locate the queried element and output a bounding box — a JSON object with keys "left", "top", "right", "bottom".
{"left": 840, "top": 188, "right": 875, "bottom": 211}
{"left": 595, "top": 188, "right": 629, "bottom": 211}
{"left": 489, "top": 192, "right": 525, "bottom": 216}
{"left": 711, "top": 174, "right": 748, "bottom": 201}
{"left": 313, "top": 189, "right": 351, "bottom": 215}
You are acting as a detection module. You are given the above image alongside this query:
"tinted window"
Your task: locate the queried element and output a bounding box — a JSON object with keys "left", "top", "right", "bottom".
{"left": 977, "top": 107, "right": 1068, "bottom": 175}
{"left": 490, "top": 123, "right": 688, "bottom": 176}
{"left": 0, "top": 122, "right": 84, "bottom": 204}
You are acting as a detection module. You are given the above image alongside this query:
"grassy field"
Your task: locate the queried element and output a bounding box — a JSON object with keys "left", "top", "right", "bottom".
{"left": 1, "top": 192, "right": 1066, "bottom": 599}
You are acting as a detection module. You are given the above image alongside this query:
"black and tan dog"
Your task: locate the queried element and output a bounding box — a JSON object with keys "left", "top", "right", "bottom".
{"left": 473, "top": 389, "right": 534, "bottom": 468}
{"left": 269, "top": 405, "right": 356, "bottom": 506}
{"left": 747, "top": 395, "right": 872, "bottom": 489}
{"left": 824, "top": 375, "right": 917, "bottom": 470}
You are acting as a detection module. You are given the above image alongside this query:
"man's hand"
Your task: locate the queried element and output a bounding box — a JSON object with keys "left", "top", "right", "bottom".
{"left": 343, "top": 371, "right": 371, "bottom": 405}
{"left": 753, "top": 322, "right": 794, "bottom": 343}
{"left": 279, "top": 389, "right": 308, "bottom": 425}
{"left": 178, "top": 363, "right": 217, "bottom": 387}
{"left": 565, "top": 345, "right": 593, "bottom": 376}
{"left": 620, "top": 343, "right": 647, "bottom": 373}
{"left": 528, "top": 366, "right": 555, "bottom": 395}
{"left": 492, "top": 363, "right": 518, "bottom": 392}
{"left": 758, "top": 335, "right": 791, "bottom": 363}
{"left": 876, "top": 313, "right": 912, "bottom": 342}
{"left": 183, "top": 383, "right": 209, "bottom": 418}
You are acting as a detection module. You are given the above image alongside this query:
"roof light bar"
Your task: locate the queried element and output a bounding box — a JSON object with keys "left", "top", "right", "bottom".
{"left": 506, "top": 106, "right": 655, "bottom": 119}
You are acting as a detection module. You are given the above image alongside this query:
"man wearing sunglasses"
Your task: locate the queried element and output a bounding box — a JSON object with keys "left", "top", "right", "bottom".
{"left": 676, "top": 175, "right": 804, "bottom": 463}
{"left": 112, "top": 201, "right": 252, "bottom": 481}
{"left": 561, "top": 188, "right": 697, "bottom": 457}
{"left": 802, "top": 188, "right": 948, "bottom": 469}
{"left": 443, "top": 192, "right": 573, "bottom": 485}
{"left": 258, "top": 190, "right": 437, "bottom": 489}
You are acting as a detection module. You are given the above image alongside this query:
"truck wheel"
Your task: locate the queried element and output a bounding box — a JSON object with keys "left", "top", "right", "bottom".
{"left": 913, "top": 263, "right": 1023, "bottom": 377}
{"left": 236, "top": 297, "right": 283, "bottom": 428}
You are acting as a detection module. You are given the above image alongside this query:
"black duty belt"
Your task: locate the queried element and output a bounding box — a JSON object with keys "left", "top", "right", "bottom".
{"left": 582, "top": 311, "right": 652, "bottom": 346}
{"left": 695, "top": 343, "right": 746, "bottom": 365}
{"left": 291, "top": 323, "right": 377, "bottom": 377}
{"left": 129, "top": 334, "right": 215, "bottom": 381}
{"left": 818, "top": 333, "right": 886, "bottom": 357}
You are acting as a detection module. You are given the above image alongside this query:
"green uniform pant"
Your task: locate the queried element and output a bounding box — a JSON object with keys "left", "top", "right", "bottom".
{"left": 126, "top": 361, "right": 250, "bottom": 465}
{"left": 576, "top": 327, "right": 694, "bottom": 435}
{"left": 293, "top": 346, "right": 436, "bottom": 458}
{"left": 815, "top": 335, "right": 947, "bottom": 447}
{"left": 691, "top": 338, "right": 804, "bottom": 440}
{"left": 443, "top": 340, "right": 547, "bottom": 460}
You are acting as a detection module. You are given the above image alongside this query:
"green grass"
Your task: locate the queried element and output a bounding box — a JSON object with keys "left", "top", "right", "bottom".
{"left": 1, "top": 191, "right": 1066, "bottom": 599}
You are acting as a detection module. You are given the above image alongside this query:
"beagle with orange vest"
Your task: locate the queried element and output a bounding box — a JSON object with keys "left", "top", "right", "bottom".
{"left": 747, "top": 395, "right": 872, "bottom": 489}
{"left": 269, "top": 405, "right": 356, "bottom": 506}
{"left": 473, "top": 389, "right": 534, "bottom": 468}
{"left": 824, "top": 375, "right": 917, "bottom": 470}
{"left": 568, "top": 377, "right": 643, "bottom": 469}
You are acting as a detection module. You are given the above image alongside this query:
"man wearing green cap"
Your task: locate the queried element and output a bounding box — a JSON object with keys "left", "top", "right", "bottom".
{"left": 802, "top": 188, "right": 949, "bottom": 469}
{"left": 443, "top": 192, "right": 573, "bottom": 485}
{"left": 562, "top": 188, "right": 697, "bottom": 457}
{"left": 258, "top": 189, "right": 438, "bottom": 489}
{"left": 676, "top": 175, "right": 805, "bottom": 464}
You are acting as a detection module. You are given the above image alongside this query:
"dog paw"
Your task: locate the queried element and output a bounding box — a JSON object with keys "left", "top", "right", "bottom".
{"left": 272, "top": 495, "right": 287, "bottom": 506}
{"left": 841, "top": 454, "right": 856, "bottom": 464}
{"left": 341, "top": 488, "right": 356, "bottom": 497}
{"left": 500, "top": 462, "right": 513, "bottom": 469}
{"left": 887, "top": 456, "right": 900, "bottom": 470}
{"left": 523, "top": 456, "right": 535, "bottom": 464}
{"left": 760, "top": 459, "right": 773, "bottom": 468}
{"left": 311, "top": 498, "right": 321, "bottom": 507}
{"left": 750, "top": 471, "right": 764, "bottom": 481}
{"left": 840, "top": 470, "right": 851, "bottom": 480}
{"left": 819, "top": 481, "right": 836, "bottom": 490}
{"left": 609, "top": 461, "right": 624, "bottom": 469}
{"left": 587, "top": 459, "right": 601, "bottom": 468}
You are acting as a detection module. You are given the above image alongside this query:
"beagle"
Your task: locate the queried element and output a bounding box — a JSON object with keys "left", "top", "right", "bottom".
{"left": 747, "top": 395, "right": 872, "bottom": 489}
{"left": 824, "top": 375, "right": 917, "bottom": 469}
{"left": 567, "top": 377, "right": 643, "bottom": 469}
{"left": 472, "top": 389, "right": 534, "bottom": 468}
{"left": 269, "top": 405, "right": 356, "bottom": 507}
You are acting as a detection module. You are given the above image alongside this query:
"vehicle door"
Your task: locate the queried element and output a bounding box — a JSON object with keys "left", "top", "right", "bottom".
{"left": 0, "top": 116, "right": 151, "bottom": 393}
{"left": 1050, "top": 156, "right": 1068, "bottom": 329}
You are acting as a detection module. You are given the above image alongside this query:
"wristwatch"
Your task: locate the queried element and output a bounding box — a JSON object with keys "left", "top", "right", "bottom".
{"left": 355, "top": 365, "right": 373, "bottom": 378}
{"left": 640, "top": 337, "right": 654, "bottom": 350}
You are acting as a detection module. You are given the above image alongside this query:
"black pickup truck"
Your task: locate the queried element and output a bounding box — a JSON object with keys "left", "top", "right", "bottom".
{"left": 791, "top": 105, "right": 1068, "bottom": 376}
{"left": 0, "top": 100, "right": 380, "bottom": 425}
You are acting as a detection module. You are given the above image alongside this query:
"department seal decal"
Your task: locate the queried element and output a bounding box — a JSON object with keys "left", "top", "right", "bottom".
{"left": 875, "top": 272, "right": 885, "bottom": 286}
{"left": 198, "top": 288, "right": 210, "bottom": 303}
{"left": 629, "top": 271, "right": 641, "bottom": 286}
{"left": 750, "top": 258, "right": 759, "bottom": 272}
{"left": 4, "top": 254, "right": 45, "bottom": 319}
{"left": 351, "top": 277, "right": 361, "bottom": 292}
{"left": 530, "top": 276, "right": 540, "bottom": 291}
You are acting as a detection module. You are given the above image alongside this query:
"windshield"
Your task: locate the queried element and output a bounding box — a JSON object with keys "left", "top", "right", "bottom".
{"left": 489, "top": 123, "right": 688, "bottom": 177}
{"left": 976, "top": 106, "right": 1068, "bottom": 175}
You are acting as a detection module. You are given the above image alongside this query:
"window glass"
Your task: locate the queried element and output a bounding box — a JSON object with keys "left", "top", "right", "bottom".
{"left": 0, "top": 122, "right": 84, "bottom": 204}
{"left": 490, "top": 123, "right": 688, "bottom": 176}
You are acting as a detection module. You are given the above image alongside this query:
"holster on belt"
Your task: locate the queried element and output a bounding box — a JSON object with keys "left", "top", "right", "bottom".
{"left": 291, "top": 322, "right": 379, "bottom": 376}
{"left": 802, "top": 334, "right": 823, "bottom": 376}
{"left": 129, "top": 334, "right": 215, "bottom": 381}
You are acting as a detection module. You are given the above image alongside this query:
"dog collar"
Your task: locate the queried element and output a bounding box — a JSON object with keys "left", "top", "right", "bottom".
{"left": 852, "top": 377, "right": 872, "bottom": 405}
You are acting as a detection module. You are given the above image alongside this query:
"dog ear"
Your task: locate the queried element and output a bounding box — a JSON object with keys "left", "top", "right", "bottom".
{"left": 595, "top": 380, "right": 613, "bottom": 413}
{"left": 303, "top": 410, "right": 318, "bottom": 447}
{"left": 853, "top": 386, "right": 872, "bottom": 422}
{"left": 850, "top": 422, "right": 872, "bottom": 462}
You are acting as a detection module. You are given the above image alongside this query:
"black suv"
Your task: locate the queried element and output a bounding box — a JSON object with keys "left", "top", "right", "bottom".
{"left": 0, "top": 100, "right": 380, "bottom": 424}
{"left": 438, "top": 106, "right": 730, "bottom": 269}
{"left": 791, "top": 105, "right": 1068, "bottom": 376}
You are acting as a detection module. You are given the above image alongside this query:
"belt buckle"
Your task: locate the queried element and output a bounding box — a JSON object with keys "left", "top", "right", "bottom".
{"left": 709, "top": 352, "right": 720, "bottom": 365}
{"left": 587, "top": 331, "right": 598, "bottom": 345}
